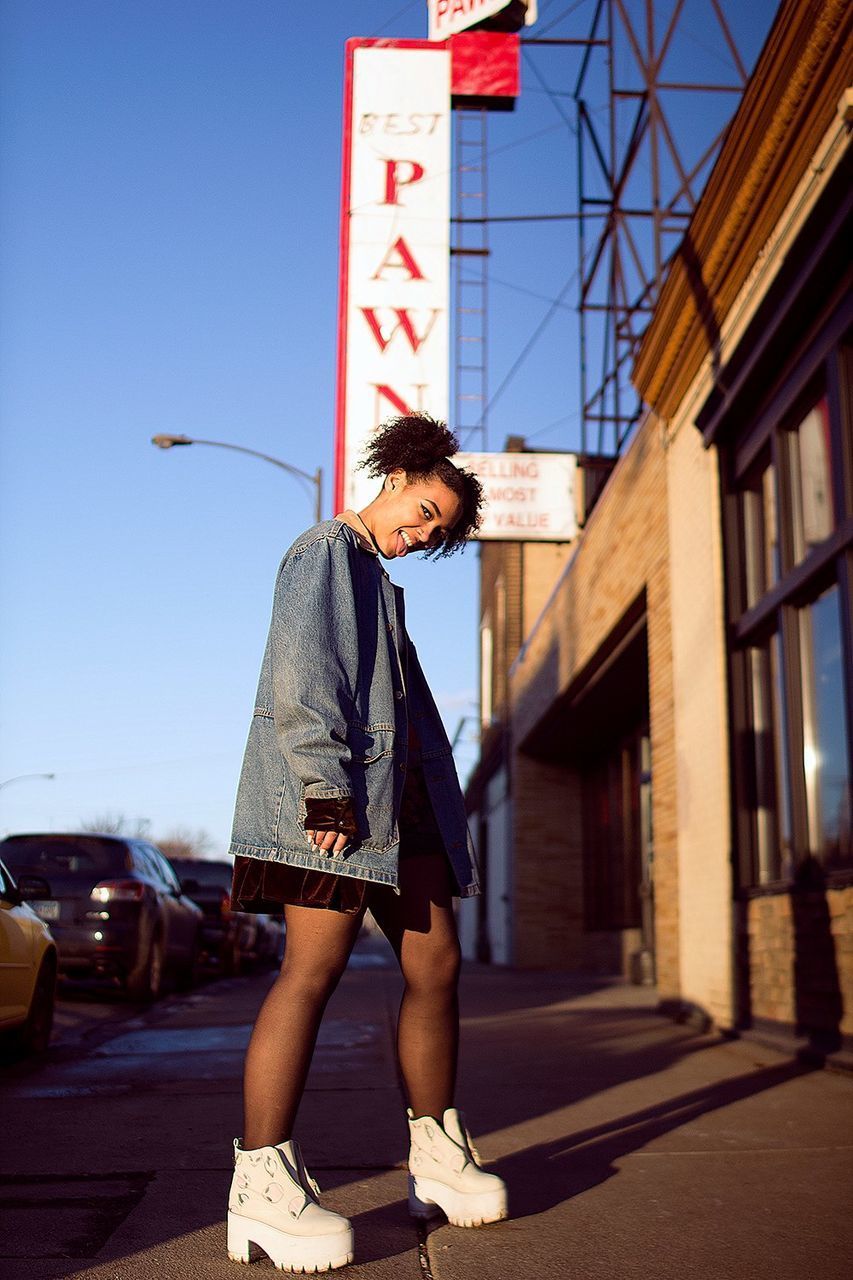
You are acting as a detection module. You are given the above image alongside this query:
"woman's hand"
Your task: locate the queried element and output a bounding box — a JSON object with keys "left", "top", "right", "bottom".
{"left": 307, "top": 829, "right": 349, "bottom": 857}
{"left": 304, "top": 797, "right": 356, "bottom": 857}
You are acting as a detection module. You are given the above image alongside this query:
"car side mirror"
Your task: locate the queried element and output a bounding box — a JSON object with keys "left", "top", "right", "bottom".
{"left": 17, "top": 874, "right": 52, "bottom": 901}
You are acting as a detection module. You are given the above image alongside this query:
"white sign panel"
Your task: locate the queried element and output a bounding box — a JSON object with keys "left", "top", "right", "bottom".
{"left": 427, "top": 0, "right": 537, "bottom": 41}
{"left": 335, "top": 42, "right": 451, "bottom": 513}
{"left": 456, "top": 451, "right": 577, "bottom": 540}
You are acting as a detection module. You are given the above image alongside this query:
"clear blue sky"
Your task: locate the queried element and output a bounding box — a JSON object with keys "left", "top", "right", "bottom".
{"left": 0, "top": 0, "right": 775, "bottom": 851}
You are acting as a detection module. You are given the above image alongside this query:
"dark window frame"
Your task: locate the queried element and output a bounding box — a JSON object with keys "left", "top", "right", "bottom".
{"left": 721, "top": 306, "right": 853, "bottom": 895}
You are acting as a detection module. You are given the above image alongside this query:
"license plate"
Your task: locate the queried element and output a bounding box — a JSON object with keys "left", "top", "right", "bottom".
{"left": 32, "top": 900, "right": 60, "bottom": 921}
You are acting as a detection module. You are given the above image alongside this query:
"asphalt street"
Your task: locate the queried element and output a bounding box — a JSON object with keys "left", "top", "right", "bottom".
{"left": 1, "top": 936, "right": 852, "bottom": 1279}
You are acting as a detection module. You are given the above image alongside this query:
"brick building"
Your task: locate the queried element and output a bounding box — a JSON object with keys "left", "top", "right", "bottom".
{"left": 461, "top": 0, "right": 853, "bottom": 1059}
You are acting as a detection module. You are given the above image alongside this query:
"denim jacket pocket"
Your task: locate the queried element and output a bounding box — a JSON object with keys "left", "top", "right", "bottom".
{"left": 345, "top": 722, "right": 397, "bottom": 852}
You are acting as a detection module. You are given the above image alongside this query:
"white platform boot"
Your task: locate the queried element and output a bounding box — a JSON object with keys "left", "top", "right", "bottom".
{"left": 227, "top": 1138, "right": 354, "bottom": 1272}
{"left": 407, "top": 1108, "right": 508, "bottom": 1228}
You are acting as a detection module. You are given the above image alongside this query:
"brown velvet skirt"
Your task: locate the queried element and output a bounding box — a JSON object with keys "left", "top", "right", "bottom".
{"left": 231, "top": 762, "right": 450, "bottom": 915}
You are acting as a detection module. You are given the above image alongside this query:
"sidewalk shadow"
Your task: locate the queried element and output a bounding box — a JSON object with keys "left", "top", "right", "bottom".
{"left": 457, "top": 994, "right": 730, "bottom": 1120}
{"left": 464, "top": 1057, "right": 813, "bottom": 1223}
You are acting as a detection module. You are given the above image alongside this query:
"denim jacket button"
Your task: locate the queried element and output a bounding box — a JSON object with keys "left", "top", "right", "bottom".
{"left": 386, "top": 622, "right": 394, "bottom": 632}
{"left": 395, "top": 690, "right": 404, "bottom": 700}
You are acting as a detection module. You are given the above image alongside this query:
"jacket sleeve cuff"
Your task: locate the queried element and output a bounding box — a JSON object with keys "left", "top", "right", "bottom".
{"left": 304, "top": 797, "right": 358, "bottom": 837}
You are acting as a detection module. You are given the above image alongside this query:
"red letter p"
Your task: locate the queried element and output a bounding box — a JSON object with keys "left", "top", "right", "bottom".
{"left": 383, "top": 159, "right": 425, "bottom": 206}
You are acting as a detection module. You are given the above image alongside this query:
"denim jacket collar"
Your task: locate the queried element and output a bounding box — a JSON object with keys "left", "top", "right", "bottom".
{"left": 334, "top": 510, "right": 378, "bottom": 557}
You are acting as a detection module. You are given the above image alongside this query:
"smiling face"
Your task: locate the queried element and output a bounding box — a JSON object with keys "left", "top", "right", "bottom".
{"left": 364, "top": 469, "right": 463, "bottom": 560}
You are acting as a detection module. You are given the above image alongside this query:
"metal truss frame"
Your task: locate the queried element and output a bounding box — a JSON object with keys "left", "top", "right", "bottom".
{"left": 575, "top": 0, "right": 747, "bottom": 454}
{"left": 447, "top": 1, "right": 749, "bottom": 458}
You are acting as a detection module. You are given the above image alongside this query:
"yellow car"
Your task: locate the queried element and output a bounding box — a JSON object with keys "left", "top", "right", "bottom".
{"left": 0, "top": 855, "right": 57, "bottom": 1054}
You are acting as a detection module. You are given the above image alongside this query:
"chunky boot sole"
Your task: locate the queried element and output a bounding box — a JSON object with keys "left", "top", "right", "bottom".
{"left": 226, "top": 1211, "right": 354, "bottom": 1272}
{"left": 408, "top": 1174, "right": 508, "bottom": 1228}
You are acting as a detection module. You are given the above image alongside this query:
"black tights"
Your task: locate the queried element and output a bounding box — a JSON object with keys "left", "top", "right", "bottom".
{"left": 241, "top": 852, "right": 461, "bottom": 1149}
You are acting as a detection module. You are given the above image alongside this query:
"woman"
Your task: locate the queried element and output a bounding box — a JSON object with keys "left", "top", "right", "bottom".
{"left": 225, "top": 413, "right": 507, "bottom": 1272}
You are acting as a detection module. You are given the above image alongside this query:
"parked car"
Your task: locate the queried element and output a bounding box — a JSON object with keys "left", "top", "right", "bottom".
{"left": 254, "top": 910, "right": 285, "bottom": 968}
{"left": 169, "top": 858, "right": 244, "bottom": 974}
{"left": 167, "top": 865, "right": 284, "bottom": 972}
{"left": 169, "top": 858, "right": 282, "bottom": 973}
{"left": 0, "top": 855, "right": 57, "bottom": 1054}
{"left": 0, "top": 833, "right": 203, "bottom": 1000}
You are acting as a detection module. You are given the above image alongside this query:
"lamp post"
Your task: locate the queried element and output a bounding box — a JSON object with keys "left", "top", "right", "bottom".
{"left": 0, "top": 773, "right": 56, "bottom": 794}
{"left": 151, "top": 434, "right": 323, "bottom": 523}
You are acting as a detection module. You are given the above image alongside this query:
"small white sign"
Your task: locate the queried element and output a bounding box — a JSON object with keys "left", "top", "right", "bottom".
{"left": 427, "top": 0, "right": 537, "bottom": 41}
{"left": 456, "top": 451, "right": 577, "bottom": 540}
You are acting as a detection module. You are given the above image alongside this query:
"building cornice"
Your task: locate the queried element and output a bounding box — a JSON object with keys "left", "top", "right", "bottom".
{"left": 632, "top": 0, "right": 852, "bottom": 423}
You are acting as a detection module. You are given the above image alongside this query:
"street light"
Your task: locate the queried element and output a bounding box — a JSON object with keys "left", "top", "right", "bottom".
{"left": 151, "top": 434, "right": 323, "bottom": 523}
{"left": 0, "top": 773, "right": 56, "bottom": 793}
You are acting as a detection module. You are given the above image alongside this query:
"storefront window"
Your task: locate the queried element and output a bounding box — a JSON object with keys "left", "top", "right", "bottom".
{"left": 742, "top": 455, "right": 779, "bottom": 608}
{"left": 748, "top": 635, "right": 793, "bottom": 883}
{"left": 727, "top": 351, "right": 852, "bottom": 888}
{"left": 787, "top": 397, "right": 834, "bottom": 565}
{"left": 798, "top": 584, "right": 851, "bottom": 867}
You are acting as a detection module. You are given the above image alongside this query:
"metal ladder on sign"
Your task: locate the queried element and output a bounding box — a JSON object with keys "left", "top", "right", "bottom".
{"left": 451, "top": 107, "right": 489, "bottom": 452}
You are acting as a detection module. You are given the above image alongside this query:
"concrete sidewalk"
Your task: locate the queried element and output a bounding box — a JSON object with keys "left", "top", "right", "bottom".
{"left": 2, "top": 943, "right": 851, "bottom": 1279}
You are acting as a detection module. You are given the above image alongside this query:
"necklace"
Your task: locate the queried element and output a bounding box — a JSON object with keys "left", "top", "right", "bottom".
{"left": 353, "top": 510, "right": 381, "bottom": 555}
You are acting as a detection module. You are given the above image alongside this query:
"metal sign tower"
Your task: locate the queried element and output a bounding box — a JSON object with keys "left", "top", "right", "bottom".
{"left": 447, "top": 0, "right": 749, "bottom": 459}
{"left": 574, "top": 0, "right": 747, "bottom": 455}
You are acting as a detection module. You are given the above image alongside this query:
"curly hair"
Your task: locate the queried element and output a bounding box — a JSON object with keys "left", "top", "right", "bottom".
{"left": 357, "top": 413, "right": 484, "bottom": 557}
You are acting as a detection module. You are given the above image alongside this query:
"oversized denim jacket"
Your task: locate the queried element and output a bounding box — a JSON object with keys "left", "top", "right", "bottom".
{"left": 228, "top": 518, "right": 481, "bottom": 898}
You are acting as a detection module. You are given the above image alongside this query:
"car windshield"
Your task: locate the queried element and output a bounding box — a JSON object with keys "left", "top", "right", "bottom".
{"left": 0, "top": 834, "right": 130, "bottom": 875}
{"left": 170, "top": 860, "right": 233, "bottom": 888}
